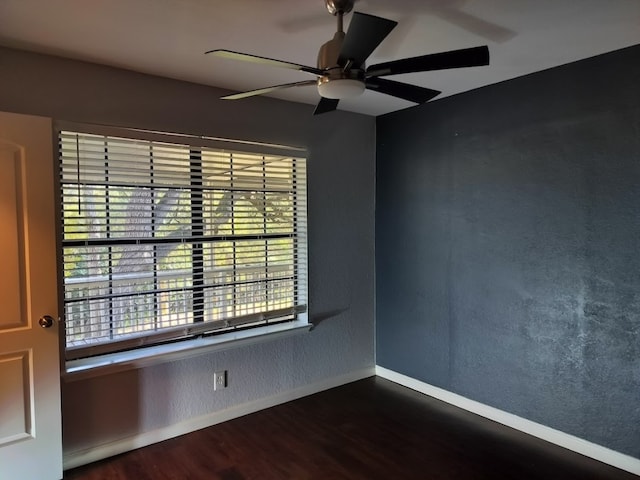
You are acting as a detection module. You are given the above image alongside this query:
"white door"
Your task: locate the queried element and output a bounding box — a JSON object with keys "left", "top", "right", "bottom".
{"left": 0, "top": 112, "right": 62, "bottom": 479}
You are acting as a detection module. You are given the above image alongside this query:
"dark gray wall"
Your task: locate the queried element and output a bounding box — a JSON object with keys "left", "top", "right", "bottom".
{"left": 376, "top": 45, "right": 640, "bottom": 457}
{"left": 0, "top": 46, "right": 375, "bottom": 456}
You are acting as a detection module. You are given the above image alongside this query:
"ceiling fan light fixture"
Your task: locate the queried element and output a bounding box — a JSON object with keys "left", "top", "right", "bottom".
{"left": 317, "top": 77, "right": 365, "bottom": 99}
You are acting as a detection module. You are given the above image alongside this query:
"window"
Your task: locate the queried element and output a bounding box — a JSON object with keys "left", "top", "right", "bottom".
{"left": 59, "top": 129, "right": 307, "bottom": 360}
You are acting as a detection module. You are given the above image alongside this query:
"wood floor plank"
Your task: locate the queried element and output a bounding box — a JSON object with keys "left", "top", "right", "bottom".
{"left": 64, "top": 377, "right": 638, "bottom": 479}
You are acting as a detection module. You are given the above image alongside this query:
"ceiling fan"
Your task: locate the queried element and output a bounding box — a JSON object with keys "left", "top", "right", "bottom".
{"left": 206, "top": 0, "right": 490, "bottom": 115}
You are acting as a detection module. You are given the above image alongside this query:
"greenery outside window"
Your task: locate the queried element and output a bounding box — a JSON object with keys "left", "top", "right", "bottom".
{"left": 59, "top": 128, "right": 307, "bottom": 360}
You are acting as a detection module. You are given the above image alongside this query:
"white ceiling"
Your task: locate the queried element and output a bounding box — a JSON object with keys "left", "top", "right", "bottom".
{"left": 1, "top": 0, "right": 639, "bottom": 116}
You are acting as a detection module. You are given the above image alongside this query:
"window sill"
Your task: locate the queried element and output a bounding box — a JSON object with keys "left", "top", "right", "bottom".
{"left": 63, "top": 320, "right": 312, "bottom": 382}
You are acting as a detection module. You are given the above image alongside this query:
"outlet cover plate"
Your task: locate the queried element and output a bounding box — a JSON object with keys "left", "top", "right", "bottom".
{"left": 214, "top": 370, "right": 227, "bottom": 390}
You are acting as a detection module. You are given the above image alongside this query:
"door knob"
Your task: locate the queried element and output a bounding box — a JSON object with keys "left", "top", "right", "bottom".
{"left": 39, "top": 315, "right": 56, "bottom": 328}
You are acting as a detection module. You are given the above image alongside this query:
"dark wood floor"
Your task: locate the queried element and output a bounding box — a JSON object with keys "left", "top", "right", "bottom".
{"left": 64, "top": 376, "right": 638, "bottom": 480}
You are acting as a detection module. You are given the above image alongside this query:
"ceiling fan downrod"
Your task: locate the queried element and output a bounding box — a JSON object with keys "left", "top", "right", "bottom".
{"left": 318, "top": 0, "right": 356, "bottom": 71}
{"left": 325, "top": 0, "right": 354, "bottom": 33}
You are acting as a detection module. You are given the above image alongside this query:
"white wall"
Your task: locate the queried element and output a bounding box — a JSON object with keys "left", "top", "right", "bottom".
{"left": 0, "top": 47, "right": 376, "bottom": 462}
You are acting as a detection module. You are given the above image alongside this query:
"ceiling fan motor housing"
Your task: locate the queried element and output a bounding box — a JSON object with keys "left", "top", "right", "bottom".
{"left": 317, "top": 31, "right": 366, "bottom": 78}
{"left": 316, "top": 30, "right": 365, "bottom": 98}
{"left": 317, "top": 31, "right": 346, "bottom": 70}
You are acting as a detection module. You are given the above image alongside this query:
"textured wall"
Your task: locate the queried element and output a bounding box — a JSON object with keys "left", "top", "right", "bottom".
{"left": 0, "top": 47, "right": 375, "bottom": 454}
{"left": 376, "top": 45, "right": 640, "bottom": 457}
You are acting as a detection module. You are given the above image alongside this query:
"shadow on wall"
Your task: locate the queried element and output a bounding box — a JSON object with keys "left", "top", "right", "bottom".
{"left": 310, "top": 307, "right": 350, "bottom": 328}
{"left": 62, "top": 369, "right": 148, "bottom": 455}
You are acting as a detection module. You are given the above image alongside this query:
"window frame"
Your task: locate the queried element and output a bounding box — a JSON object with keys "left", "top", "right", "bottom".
{"left": 55, "top": 122, "right": 309, "bottom": 366}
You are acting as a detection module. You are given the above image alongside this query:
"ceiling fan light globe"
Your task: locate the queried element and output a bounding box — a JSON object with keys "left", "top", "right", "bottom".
{"left": 317, "top": 78, "right": 365, "bottom": 99}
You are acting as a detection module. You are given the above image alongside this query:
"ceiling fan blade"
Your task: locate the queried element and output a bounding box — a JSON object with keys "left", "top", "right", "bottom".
{"left": 206, "top": 49, "right": 323, "bottom": 76}
{"left": 338, "top": 12, "right": 398, "bottom": 68}
{"left": 366, "top": 45, "right": 489, "bottom": 77}
{"left": 366, "top": 77, "right": 441, "bottom": 104}
{"left": 221, "top": 80, "right": 317, "bottom": 100}
{"left": 314, "top": 97, "right": 340, "bottom": 115}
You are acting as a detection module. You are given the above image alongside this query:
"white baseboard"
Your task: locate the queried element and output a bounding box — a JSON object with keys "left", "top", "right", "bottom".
{"left": 63, "top": 367, "right": 375, "bottom": 470}
{"left": 376, "top": 366, "right": 640, "bottom": 476}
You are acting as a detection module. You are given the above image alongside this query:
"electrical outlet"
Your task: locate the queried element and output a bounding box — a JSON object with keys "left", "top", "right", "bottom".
{"left": 213, "top": 370, "right": 227, "bottom": 391}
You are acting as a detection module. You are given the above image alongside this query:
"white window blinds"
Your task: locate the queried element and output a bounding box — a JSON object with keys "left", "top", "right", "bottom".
{"left": 59, "top": 130, "right": 307, "bottom": 360}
